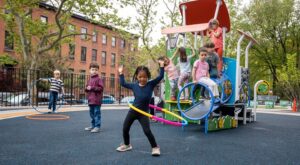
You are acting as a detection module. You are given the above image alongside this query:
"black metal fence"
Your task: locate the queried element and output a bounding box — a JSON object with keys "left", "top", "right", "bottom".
{"left": 0, "top": 67, "right": 134, "bottom": 108}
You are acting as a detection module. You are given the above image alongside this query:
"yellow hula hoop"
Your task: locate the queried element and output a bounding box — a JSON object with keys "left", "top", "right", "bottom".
{"left": 128, "top": 103, "right": 188, "bottom": 127}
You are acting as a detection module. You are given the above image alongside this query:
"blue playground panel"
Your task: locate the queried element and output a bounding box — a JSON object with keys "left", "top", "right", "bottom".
{"left": 222, "top": 57, "right": 237, "bottom": 105}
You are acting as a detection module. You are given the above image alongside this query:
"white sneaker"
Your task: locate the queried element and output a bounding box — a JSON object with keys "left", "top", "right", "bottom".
{"left": 180, "top": 95, "right": 185, "bottom": 100}
{"left": 152, "top": 147, "right": 160, "bottom": 156}
{"left": 84, "top": 127, "right": 93, "bottom": 131}
{"left": 116, "top": 144, "right": 132, "bottom": 152}
{"left": 90, "top": 127, "right": 100, "bottom": 133}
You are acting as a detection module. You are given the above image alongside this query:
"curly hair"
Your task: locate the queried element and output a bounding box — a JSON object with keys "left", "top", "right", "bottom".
{"left": 132, "top": 65, "right": 151, "bottom": 82}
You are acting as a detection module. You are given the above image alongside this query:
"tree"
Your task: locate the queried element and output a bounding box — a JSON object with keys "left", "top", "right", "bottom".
{"left": 0, "top": 53, "right": 18, "bottom": 67}
{"left": 229, "top": 0, "right": 300, "bottom": 98}
{"left": 133, "top": 0, "right": 159, "bottom": 64}
{"left": 277, "top": 54, "right": 300, "bottom": 111}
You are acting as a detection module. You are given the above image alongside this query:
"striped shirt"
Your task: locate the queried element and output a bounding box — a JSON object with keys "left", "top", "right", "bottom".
{"left": 48, "top": 78, "right": 64, "bottom": 93}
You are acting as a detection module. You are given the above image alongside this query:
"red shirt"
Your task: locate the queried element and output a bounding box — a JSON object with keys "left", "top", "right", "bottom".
{"left": 209, "top": 27, "right": 223, "bottom": 49}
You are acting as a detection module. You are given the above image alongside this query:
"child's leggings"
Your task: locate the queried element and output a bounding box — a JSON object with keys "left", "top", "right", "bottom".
{"left": 123, "top": 110, "right": 157, "bottom": 148}
{"left": 215, "top": 47, "right": 223, "bottom": 72}
{"left": 178, "top": 72, "right": 190, "bottom": 98}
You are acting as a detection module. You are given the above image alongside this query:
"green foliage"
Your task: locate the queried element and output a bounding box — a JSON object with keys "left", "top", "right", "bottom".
{"left": 225, "top": 0, "right": 300, "bottom": 97}
{"left": 0, "top": 54, "right": 18, "bottom": 66}
{"left": 277, "top": 54, "right": 300, "bottom": 100}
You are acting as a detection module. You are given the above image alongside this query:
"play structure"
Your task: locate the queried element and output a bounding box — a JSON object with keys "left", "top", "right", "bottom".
{"left": 159, "top": 0, "right": 258, "bottom": 133}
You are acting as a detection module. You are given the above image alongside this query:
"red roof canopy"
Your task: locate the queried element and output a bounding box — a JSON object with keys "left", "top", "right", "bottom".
{"left": 162, "top": 23, "right": 209, "bottom": 34}
{"left": 179, "top": 0, "right": 231, "bottom": 32}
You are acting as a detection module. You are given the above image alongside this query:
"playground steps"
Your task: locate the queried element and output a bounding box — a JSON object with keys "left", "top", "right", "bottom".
{"left": 238, "top": 107, "right": 255, "bottom": 124}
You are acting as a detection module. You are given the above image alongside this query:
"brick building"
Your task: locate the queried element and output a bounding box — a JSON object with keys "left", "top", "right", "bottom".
{"left": 0, "top": 2, "right": 137, "bottom": 99}
{"left": 1, "top": 2, "right": 137, "bottom": 73}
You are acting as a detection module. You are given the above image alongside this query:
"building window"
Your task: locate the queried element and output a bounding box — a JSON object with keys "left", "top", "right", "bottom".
{"left": 101, "top": 72, "right": 106, "bottom": 87}
{"left": 68, "top": 24, "right": 76, "bottom": 32}
{"left": 81, "top": 27, "right": 87, "bottom": 40}
{"left": 4, "top": 31, "right": 14, "bottom": 50}
{"left": 101, "top": 51, "right": 106, "bottom": 65}
{"left": 92, "top": 49, "right": 97, "bottom": 62}
{"left": 69, "top": 44, "right": 75, "bottom": 60}
{"left": 101, "top": 72, "right": 106, "bottom": 78}
{"left": 111, "top": 53, "right": 116, "bottom": 67}
{"left": 120, "top": 39, "right": 125, "bottom": 48}
{"left": 92, "top": 31, "right": 97, "bottom": 42}
{"left": 79, "top": 70, "right": 86, "bottom": 82}
{"left": 68, "top": 68, "right": 74, "bottom": 73}
{"left": 110, "top": 74, "right": 115, "bottom": 88}
{"left": 40, "top": 15, "right": 48, "bottom": 23}
{"left": 112, "top": 37, "right": 116, "bottom": 47}
{"left": 121, "top": 54, "right": 125, "bottom": 63}
{"left": 130, "top": 43, "right": 134, "bottom": 51}
{"left": 102, "top": 34, "right": 107, "bottom": 44}
{"left": 81, "top": 46, "right": 87, "bottom": 61}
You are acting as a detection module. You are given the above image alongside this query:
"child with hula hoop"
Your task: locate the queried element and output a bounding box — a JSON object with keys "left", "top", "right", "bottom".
{"left": 116, "top": 60, "right": 164, "bottom": 156}
{"left": 39, "top": 69, "right": 65, "bottom": 113}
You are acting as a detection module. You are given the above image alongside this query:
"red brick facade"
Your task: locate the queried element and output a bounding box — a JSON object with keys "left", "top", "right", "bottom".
{"left": 0, "top": 2, "right": 137, "bottom": 78}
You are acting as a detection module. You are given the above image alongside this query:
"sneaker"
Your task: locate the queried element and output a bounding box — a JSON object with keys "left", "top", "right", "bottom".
{"left": 152, "top": 147, "right": 160, "bottom": 156}
{"left": 180, "top": 95, "right": 185, "bottom": 100}
{"left": 47, "top": 110, "right": 52, "bottom": 114}
{"left": 171, "top": 96, "right": 176, "bottom": 101}
{"left": 90, "top": 127, "right": 100, "bottom": 133}
{"left": 52, "top": 111, "right": 58, "bottom": 114}
{"left": 116, "top": 144, "right": 132, "bottom": 152}
{"left": 84, "top": 127, "right": 93, "bottom": 131}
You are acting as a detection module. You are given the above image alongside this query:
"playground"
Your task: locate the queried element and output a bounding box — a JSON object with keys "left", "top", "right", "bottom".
{"left": 0, "top": 109, "right": 300, "bottom": 164}
{"left": 1, "top": 0, "right": 300, "bottom": 164}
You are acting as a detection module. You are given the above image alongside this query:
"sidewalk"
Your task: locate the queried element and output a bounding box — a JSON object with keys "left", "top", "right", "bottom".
{"left": 0, "top": 104, "right": 129, "bottom": 120}
{"left": 1, "top": 104, "right": 299, "bottom": 120}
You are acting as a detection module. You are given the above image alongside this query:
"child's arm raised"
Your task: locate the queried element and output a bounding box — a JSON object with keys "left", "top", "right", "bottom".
{"left": 119, "top": 65, "right": 134, "bottom": 89}
{"left": 149, "top": 60, "right": 165, "bottom": 86}
{"left": 189, "top": 47, "right": 196, "bottom": 58}
{"left": 170, "top": 47, "right": 179, "bottom": 61}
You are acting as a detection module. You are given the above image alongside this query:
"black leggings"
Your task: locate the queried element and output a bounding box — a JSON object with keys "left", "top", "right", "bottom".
{"left": 123, "top": 110, "right": 157, "bottom": 148}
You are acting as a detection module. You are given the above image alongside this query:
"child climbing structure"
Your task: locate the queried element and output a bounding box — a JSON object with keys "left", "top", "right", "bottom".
{"left": 160, "top": 0, "right": 258, "bottom": 133}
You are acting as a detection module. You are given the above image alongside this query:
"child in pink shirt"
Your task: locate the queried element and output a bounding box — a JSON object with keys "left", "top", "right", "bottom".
{"left": 192, "top": 47, "right": 219, "bottom": 98}
{"left": 158, "top": 56, "right": 179, "bottom": 101}
{"left": 208, "top": 19, "right": 223, "bottom": 73}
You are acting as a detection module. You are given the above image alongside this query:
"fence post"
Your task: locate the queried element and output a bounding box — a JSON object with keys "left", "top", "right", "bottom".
{"left": 119, "top": 80, "right": 121, "bottom": 104}
{"left": 71, "top": 73, "right": 74, "bottom": 106}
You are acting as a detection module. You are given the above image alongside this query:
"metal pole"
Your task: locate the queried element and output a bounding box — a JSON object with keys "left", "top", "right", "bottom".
{"left": 194, "top": 32, "right": 197, "bottom": 49}
{"left": 167, "top": 34, "right": 171, "bottom": 50}
{"left": 214, "top": 0, "right": 222, "bottom": 19}
{"left": 181, "top": 5, "right": 187, "bottom": 47}
{"left": 235, "top": 35, "right": 245, "bottom": 102}
{"left": 245, "top": 41, "right": 253, "bottom": 69}
{"left": 222, "top": 27, "right": 226, "bottom": 57}
{"left": 254, "top": 80, "right": 266, "bottom": 122}
{"left": 200, "top": 31, "right": 204, "bottom": 47}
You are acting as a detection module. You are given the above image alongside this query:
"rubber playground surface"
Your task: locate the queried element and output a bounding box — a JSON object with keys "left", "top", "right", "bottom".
{"left": 1, "top": 109, "right": 300, "bottom": 165}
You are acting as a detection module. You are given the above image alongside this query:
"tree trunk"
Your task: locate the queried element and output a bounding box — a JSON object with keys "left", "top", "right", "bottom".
{"left": 27, "top": 54, "right": 37, "bottom": 106}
